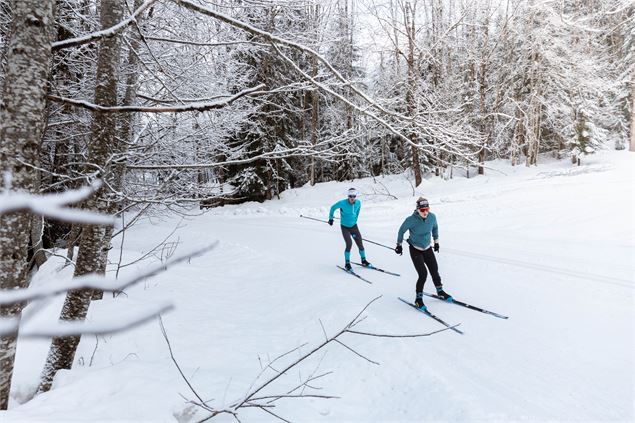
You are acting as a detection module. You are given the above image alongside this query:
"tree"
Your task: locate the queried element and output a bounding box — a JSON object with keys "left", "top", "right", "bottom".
{"left": 0, "top": 0, "right": 55, "bottom": 410}
{"left": 39, "top": 0, "right": 125, "bottom": 393}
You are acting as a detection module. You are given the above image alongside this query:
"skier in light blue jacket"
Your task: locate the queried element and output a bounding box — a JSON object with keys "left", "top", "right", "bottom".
{"left": 328, "top": 188, "right": 371, "bottom": 271}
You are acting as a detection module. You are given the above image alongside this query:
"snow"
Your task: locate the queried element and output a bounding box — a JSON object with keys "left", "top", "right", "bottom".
{"left": 3, "top": 150, "right": 634, "bottom": 422}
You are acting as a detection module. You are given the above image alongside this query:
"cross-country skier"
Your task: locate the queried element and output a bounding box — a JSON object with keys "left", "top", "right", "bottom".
{"left": 395, "top": 197, "right": 452, "bottom": 310}
{"left": 328, "top": 188, "right": 371, "bottom": 271}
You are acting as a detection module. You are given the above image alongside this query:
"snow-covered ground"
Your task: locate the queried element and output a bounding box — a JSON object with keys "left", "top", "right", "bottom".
{"left": 4, "top": 150, "right": 634, "bottom": 422}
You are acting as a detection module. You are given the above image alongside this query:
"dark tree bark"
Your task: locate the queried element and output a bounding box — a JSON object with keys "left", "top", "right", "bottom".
{"left": 630, "top": 82, "right": 634, "bottom": 152}
{"left": 0, "top": 0, "right": 55, "bottom": 410}
{"left": 404, "top": 2, "right": 422, "bottom": 186}
{"left": 38, "top": 0, "right": 124, "bottom": 394}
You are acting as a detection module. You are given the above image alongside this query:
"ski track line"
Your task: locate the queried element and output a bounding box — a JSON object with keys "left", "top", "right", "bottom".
{"left": 206, "top": 219, "right": 633, "bottom": 288}
{"left": 444, "top": 248, "right": 633, "bottom": 288}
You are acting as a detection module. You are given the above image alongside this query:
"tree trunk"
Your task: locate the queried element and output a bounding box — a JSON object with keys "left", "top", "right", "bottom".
{"left": 0, "top": 0, "right": 12, "bottom": 85}
{"left": 0, "top": 0, "right": 55, "bottom": 410}
{"left": 29, "top": 215, "right": 47, "bottom": 271}
{"left": 630, "top": 81, "right": 635, "bottom": 152}
{"left": 405, "top": 1, "right": 422, "bottom": 187}
{"left": 477, "top": 12, "right": 489, "bottom": 175}
{"left": 511, "top": 92, "right": 524, "bottom": 167}
{"left": 92, "top": 0, "right": 145, "bottom": 291}
{"left": 38, "top": 0, "right": 123, "bottom": 394}
{"left": 310, "top": 55, "right": 318, "bottom": 186}
{"left": 66, "top": 224, "right": 81, "bottom": 262}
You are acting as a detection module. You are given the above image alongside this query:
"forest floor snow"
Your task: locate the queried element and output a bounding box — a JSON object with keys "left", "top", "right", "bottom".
{"left": 4, "top": 149, "right": 634, "bottom": 422}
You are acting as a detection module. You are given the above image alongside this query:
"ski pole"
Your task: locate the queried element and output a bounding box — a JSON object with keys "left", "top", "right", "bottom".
{"left": 356, "top": 237, "right": 394, "bottom": 251}
{"left": 300, "top": 215, "right": 394, "bottom": 250}
{"left": 299, "top": 214, "right": 334, "bottom": 224}
{"left": 350, "top": 232, "right": 394, "bottom": 251}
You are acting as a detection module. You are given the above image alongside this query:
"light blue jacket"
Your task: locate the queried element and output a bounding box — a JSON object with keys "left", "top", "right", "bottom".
{"left": 397, "top": 211, "right": 439, "bottom": 250}
{"left": 329, "top": 199, "right": 361, "bottom": 228}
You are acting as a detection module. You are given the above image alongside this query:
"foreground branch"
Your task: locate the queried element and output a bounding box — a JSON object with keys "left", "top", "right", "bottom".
{"left": 0, "top": 243, "right": 218, "bottom": 306}
{"left": 0, "top": 303, "right": 174, "bottom": 338}
{"left": 47, "top": 84, "right": 265, "bottom": 114}
{"left": 163, "top": 296, "right": 454, "bottom": 422}
{"left": 0, "top": 181, "right": 113, "bottom": 225}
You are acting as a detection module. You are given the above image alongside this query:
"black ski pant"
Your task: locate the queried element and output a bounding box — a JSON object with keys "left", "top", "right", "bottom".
{"left": 341, "top": 224, "right": 365, "bottom": 253}
{"left": 409, "top": 244, "right": 442, "bottom": 293}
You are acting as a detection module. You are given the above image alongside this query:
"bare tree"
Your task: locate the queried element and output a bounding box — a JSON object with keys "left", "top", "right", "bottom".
{"left": 38, "top": 0, "right": 125, "bottom": 394}
{"left": 0, "top": 0, "right": 55, "bottom": 410}
{"left": 631, "top": 82, "right": 635, "bottom": 152}
{"left": 403, "top": 0, "right": 423, "bottom": 186}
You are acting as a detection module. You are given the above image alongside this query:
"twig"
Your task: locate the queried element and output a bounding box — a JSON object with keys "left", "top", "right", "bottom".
{"left": 117, "top": 219, "right": 184, "bottom": 270}
{"left": 159, "top": 316, "right": 213, "bottom": 411}
{"left": 333, "top": 339, "right": 380, "bottom": 366}
{"left": 178, "top": 295, "right": 452, "bottom": 422}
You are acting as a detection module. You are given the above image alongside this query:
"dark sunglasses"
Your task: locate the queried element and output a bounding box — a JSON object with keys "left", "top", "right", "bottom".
{"left": 418, "top": 207, "right": 429, "bottom": 212}
{"left": 348, "top": 195, "right": 357, "bottom": 198}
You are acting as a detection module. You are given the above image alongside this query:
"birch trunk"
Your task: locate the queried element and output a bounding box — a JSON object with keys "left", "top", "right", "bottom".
{"left": 92, "top": 0, "right": 146, "bottom": 300}
{"left": 630, "top": 81, "right": 634, "bottom": 152}
{"left": 0, "top": 0, "right": 54, "bottom": 409}
{"left": 38, "top": 0, "right": 123, "bottom": 393}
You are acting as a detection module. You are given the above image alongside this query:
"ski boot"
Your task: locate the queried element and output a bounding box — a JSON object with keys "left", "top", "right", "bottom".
{"left": 414, "top": 293, "right": 427, "bottom": 310}
{"left": 436, "top": 286, "right": 453, "bottom": 301}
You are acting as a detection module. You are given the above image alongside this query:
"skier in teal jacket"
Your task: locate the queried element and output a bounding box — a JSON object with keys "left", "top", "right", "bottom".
{"left": 395, "top": 197, "right": 452, "bottom": 310}
{"left": 329, "top": 188, "right": 371, "bottom": 271}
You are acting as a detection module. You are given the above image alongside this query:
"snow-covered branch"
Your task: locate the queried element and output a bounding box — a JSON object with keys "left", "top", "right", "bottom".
{"left": 0, "top": 243, "right": 218, "bottom": 306}
{"left": 0, "top": 303, "right": 174, "bottom": 338}
{"left": 0, "top": 181, "right": 113, "bottom": 225}
{"left": 144, "top": 36, "right": 269, "bottom": 48}
{"left": 47, "top": 84, "right": 265, "bottom": 113}
{"left": 51, "top": 0, "right": 159, "bottom": 51}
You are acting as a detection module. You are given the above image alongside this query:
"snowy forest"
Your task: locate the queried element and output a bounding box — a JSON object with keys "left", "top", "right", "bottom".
{"left": 0, "top": 0, "right": 633, "bottom": 421}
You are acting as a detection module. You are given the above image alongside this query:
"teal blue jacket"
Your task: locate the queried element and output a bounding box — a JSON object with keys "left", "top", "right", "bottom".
{"left": 329, "top": 199, "right": 361, "bottom": 228}
{"left": 397, "top": 211, "right": 439, "bottom": 250}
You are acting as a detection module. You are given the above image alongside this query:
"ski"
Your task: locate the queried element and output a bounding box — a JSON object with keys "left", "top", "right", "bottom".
{"left": 423, "top": 293, "right": 509, "bottom": 319}
{"left": 337, "top": 265, "right": 372, "bottom": 284}
{"left": 398, "top": 297, "right": 463, "bottom": 334}
{"left": 351, "top": 262, "right": 400, "bottom": 277}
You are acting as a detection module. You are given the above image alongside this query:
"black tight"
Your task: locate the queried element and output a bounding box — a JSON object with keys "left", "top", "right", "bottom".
{"left": 341, "top": 225, "right": 365, "bottom": 252}
{"left": 409, "top": 244, "right": 442, "bottom": 293}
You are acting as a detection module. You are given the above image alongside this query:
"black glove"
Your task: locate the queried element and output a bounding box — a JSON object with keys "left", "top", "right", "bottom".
{"left": 395, "top": 244, "right": 403, "bottom": 255}
{"left": 433, "top": 242, "right": 439, "bottom": 252}
{"left": 328, "top": 219, "right": 334, "bottom": 226}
